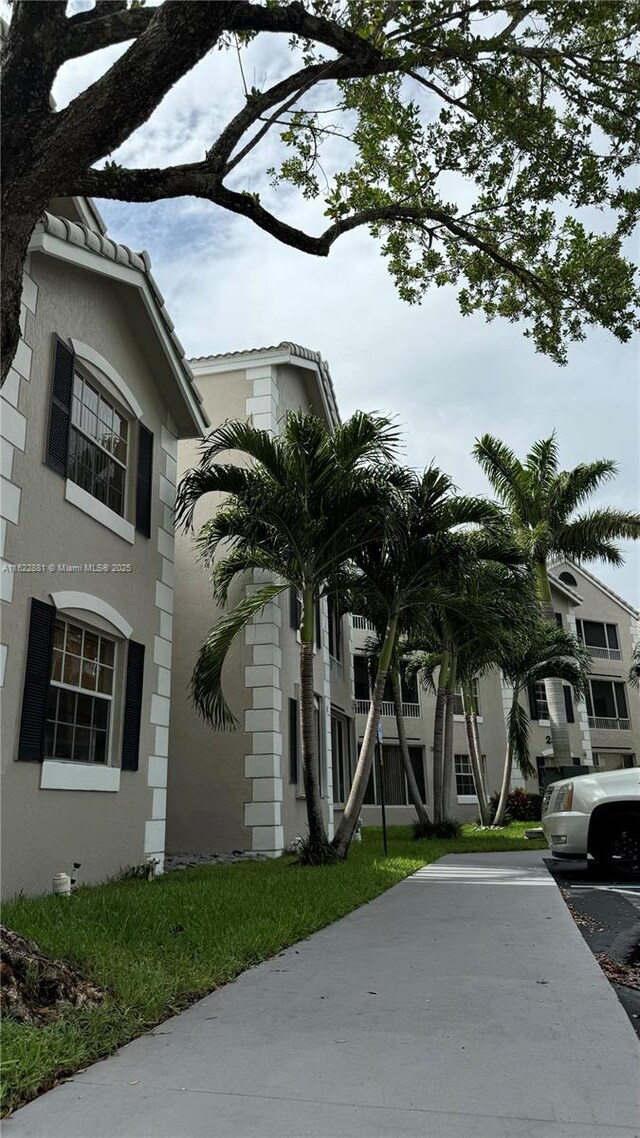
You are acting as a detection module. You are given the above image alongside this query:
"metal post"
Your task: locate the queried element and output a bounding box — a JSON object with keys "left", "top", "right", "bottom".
{"left": 376, "top": 726, "right": 388, "bottom": 857}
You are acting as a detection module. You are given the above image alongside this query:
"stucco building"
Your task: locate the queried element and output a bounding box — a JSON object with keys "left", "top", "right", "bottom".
{"left": 0, "top": 197, "right": 208, "bottom": 897}
{"left": 347, "top": 561, "right": 639, "bottom": 827}
{"left": 166, "top": 345, "right": 355, "bottom": 859}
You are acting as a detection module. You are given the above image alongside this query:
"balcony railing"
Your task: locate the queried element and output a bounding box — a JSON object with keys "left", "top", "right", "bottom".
{"left": 354, "top": 699, "right": 421, "bottom": 718}
{"left": 585, "top": 645, "right": 622, "bottom": 660}
{"left": 351, "top": 615, "right": 376, "bottom": 631}
{"left": 588, "top": 716, "right": 630, "bottom": 731}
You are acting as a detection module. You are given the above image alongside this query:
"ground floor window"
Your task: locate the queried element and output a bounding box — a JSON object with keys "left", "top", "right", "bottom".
{"left": 45, "top": 617, "right": 115, "bottom": 763}
{"left": 454, "top": 754, "right": 487, "bottom": 799}
{"left": 331, "top": 713, "right": 351, "bottom": 804}
{"left": 361, "top": 744, "right": 426, "bottom": 806}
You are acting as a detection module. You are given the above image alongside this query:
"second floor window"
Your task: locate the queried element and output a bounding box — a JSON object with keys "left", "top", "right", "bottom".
{"left": 68, "top": 372, "right": 129, "bottom": 516}
{"left": 586, "top": 679, "right": 630, "bottom": 729}
{"left": 452, "top": 679, "right": 481, "bottom": 717}
{"left": 576, "top": 619, "right": 621, "bottom": 660}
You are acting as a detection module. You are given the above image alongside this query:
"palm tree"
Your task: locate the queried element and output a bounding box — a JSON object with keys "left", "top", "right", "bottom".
{"left": 332, "top": 468, "right": 501, "bottom": 858}
{"left": 629, "top": 641, "right": 640, "bottom": 689}
{"left": 407, "top": 554, "right": 533, "bottom": 825}
{"left": 493, "top": 621, "right": 589, "bottom": 826}
{"left": 174, "top": 410, "right": 402, "bottom": 863}
{"left": 473, "top": 432, "right": 640, "bottom": 763}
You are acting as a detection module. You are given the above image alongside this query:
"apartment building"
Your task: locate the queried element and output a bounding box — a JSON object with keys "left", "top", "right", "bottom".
{"left": 166, "top": 345, "right": 354, "bottom": 858}
{"left": 343, "top": 562, "right": 639, "bottom": 826}
{"left": 0, "top": 197, "right": 208, "bottom": 897}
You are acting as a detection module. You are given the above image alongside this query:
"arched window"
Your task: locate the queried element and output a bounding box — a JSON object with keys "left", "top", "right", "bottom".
{"left": 559, "top": 571, "right": 578, "bottom": 588}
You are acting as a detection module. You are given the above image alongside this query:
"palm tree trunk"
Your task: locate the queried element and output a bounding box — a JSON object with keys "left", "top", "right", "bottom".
{"left": 300, "top": 586, "right": 329, "bottom": 855}
{"left": 463, "top": 681, "right": 489, "bottom": 826}
{"left": 432, "top": 650, "right": 449, "bottom": 824}
{"left": 493, "top": 687, "right": 518, "bottom": 826}
{"left": 442, "top": 649, "right": 457, "bottom": 820}
{"left": 332, "top": 616, "right": 398, "bottom": 858}
{"left": 534, "top": 560, "right": 572, "bottom": 765}
{"left": 391, "top": 667, "right": 431, "bottom": 826}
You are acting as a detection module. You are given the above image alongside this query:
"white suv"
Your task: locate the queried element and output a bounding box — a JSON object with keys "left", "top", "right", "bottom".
{"left": 541, "top": 768, "right": 640, "bottom": 878}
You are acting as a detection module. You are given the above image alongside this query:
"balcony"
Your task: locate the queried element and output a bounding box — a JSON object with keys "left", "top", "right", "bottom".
{"left": 354, "top": 699, "right": 421, "bottom": 718}
{"left": 585, "top": 645, "right": 622, "bottom": 661}
{"left": 588, "top": 716, "right": 630, "bottom": 731}
{"left": 351, "top": 615, "right": 376, "bottom": 631}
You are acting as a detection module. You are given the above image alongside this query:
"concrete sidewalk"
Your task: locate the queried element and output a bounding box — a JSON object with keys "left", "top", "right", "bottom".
{"left": 7, "top": 851, "right": 639, "bottom": 1138}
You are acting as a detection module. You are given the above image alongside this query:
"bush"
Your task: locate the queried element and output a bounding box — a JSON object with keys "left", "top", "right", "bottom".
{"left": 488, "top": 788, "right": 542, "bottom": 824}
{"left": 412, "top": 818, "right": 462, "bottom": 841}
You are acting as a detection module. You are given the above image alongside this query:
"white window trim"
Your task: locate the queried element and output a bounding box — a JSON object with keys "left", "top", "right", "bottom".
{"left": 70, "top": 339, "right": 143, "bottom": 420}
{"left": 40, "top": 760, "right": 120, "bottom": 792}
{"left": 457, "top": 794, "right": 479, "bottom": 804}
{"left": 46, "top": 616, "right": 119, "bottom": 772}
{"left": 453, "top": 715, "right": 484, "bottom": 724}
{"left": 65, "top": 478, "right": 135, "bottom": 544}
{"left": 50, "top": 592, "right": 133, "bottom": 639}
{"left": 42, "top": 609, "right": 128, "bottom": 790}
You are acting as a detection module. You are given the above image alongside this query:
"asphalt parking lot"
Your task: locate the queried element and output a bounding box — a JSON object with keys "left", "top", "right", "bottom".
{"left": 545, "top": 855, "right": 640, "bottom": 1038}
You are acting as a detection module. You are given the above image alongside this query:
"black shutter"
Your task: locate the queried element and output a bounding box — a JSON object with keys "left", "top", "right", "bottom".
{"left": 46, "top": 338, "right": 74, "bottom": 476}
{"left": 289, "top": 587, "right": 300, "bottom": 630}
{"left": 555, "top": 612, "right": 563, "bottom": 627}
{"left": 289, "top": 698, "right": 298, "bottom": 783}
{"left": 527, "top": 684, "right": 538, "bottom": 720}
{"left": 18, "top": 598, "right": 56, "bottom": 761}
{"left": 563, "top": 686, "right": 575, "bottom": 724}
{"left": 121, "top": 640, "right": 145, "bottom": 771}
{"left": 136, "top": 424, "right": 153, "bottom": 537}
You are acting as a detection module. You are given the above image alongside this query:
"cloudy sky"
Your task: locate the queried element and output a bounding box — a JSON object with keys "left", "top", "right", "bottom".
{"left": 49, "top": 10, "right": 639, "bottom": 603}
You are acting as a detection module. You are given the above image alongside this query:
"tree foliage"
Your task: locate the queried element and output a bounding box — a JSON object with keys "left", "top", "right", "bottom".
{"left": 2, "top": 0, "right": 640, "bottom": 378}
{"left": 473, "top": 431, "right": 640, "bottom": 567}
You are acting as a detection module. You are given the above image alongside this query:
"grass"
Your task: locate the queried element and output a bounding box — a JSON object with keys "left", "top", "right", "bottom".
{"left": 1, "top": 822, "right": 544, "bottom": 1115}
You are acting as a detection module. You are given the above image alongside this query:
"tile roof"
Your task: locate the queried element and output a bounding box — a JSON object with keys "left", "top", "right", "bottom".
{"left": 190, "top": 342, "right": 340, "bottom": 426}
{"left": 37, "top": 211, "right": 206, "bottom": 418}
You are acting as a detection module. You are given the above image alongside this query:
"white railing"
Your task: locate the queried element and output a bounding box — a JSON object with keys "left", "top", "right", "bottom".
{"left": 354, "top": 699, "right": 421, "bottom": 718}
{"left": 585, "top": 645, "right": 622, "bottom": 660}
{"left": 351, "top": 615, "right": 376, "bottom": 631}
{"left": 588, "top": 716, "right": 630, "bottom": 731}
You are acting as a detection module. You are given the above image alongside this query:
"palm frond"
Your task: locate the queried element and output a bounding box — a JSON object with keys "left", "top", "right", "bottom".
{"left": 549, "top": 460, "right": 618, "bottom": 522}
{"left": 333, "top": 411, "right": 403, "bottom": 466}
{"left": 555, "top": 509, "right": 640, "bottom": 564}
{"left": 175, "top": 463, "right": 254, "bottom": 532}
{"left": 629, "top": 641, "right": 640, "bottom": 689}
{"left": 191, "top": 583, "right": 286, "bottom": 728}
{"left": 525, "top": 433, "right": 559, "bottom": 497}
{"left": 472, "top": 435, "right": 529, "bottom": 518}
{"left": 508, "top": 700, "right": 536, "bottom": 780}
{"left": 198, "top": 419, "right": 286, "bottom": 481}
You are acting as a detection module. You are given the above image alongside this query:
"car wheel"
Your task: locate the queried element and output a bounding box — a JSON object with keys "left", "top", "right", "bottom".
{"left": 594, "top": 812, "right": 640, "bottom": 880}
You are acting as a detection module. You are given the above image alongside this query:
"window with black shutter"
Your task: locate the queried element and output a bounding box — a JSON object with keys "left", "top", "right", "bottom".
{"left": 121, "top": 641, "right": 145, "bottom": 771}
{"left": 46, "top": 338, "right": 74, "bottom": 476}
{"left": 136, "top": 424, "right": 153, "bottom": 537}
{"left": 18, "top": 599, "right": 55, "bottom": 761}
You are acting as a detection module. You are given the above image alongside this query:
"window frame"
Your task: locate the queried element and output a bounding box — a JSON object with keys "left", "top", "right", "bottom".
{"left": 45, "top": 615, "right": 118, "bottom": 767}
{"left": 454, "top": 753, "right": 487, "bottom": 802}
{"left": 67, "top": 365, "right": 132, "bottom": 521}
{"left": 576, "top": 618, "right": 622, "bottom": 660}
{"left": 586, "top": 678, "right": 631, "bottom": 729}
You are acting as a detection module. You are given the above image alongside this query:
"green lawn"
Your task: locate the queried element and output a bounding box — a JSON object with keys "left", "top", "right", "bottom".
{"left": 1, "top": 823, "right": 544, "bottom": 1115}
